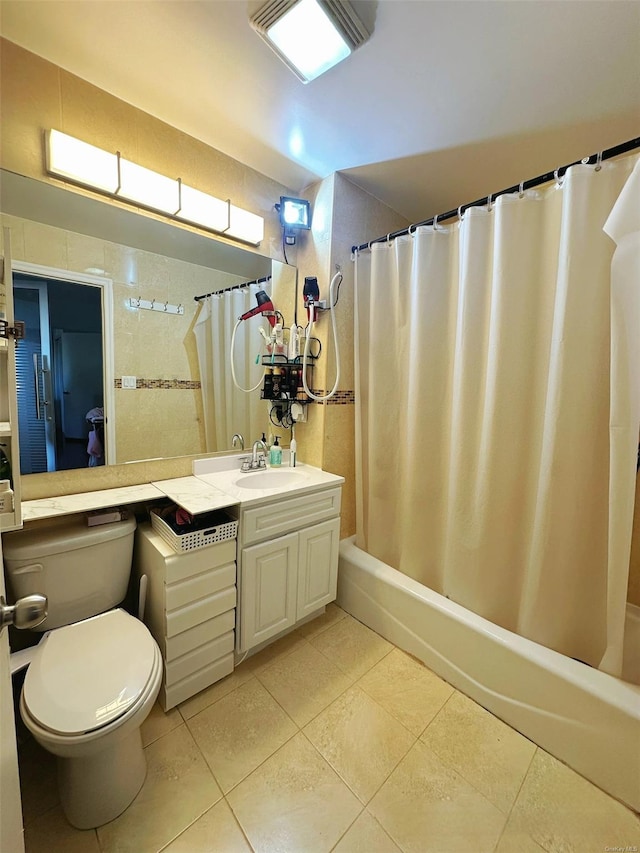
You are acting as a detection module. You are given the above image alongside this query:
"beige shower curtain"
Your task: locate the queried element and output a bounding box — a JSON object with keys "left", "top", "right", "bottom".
{"left": 194, "top": 283, "right": 271, "bottom": 452}
{"left": 354, "top": 155, "right": 639, "bottom": 676}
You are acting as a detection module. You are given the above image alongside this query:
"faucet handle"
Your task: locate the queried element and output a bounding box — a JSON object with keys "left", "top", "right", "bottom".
{"left": 239, "top": 456, "right": 252, "bottom": 472}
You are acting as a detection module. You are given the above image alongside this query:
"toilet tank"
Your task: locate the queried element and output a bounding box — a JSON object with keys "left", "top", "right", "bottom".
{"left": 3, "top": 515, "right": 137, "bottom": 630}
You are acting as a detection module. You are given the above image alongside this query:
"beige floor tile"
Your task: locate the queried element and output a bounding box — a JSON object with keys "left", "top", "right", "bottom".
{"left": 187, "top": 678, "right": 297, "bottom": 793}
{"left": 162, "top": 799, "right": 251, "bottom": 852}
{"left": 494, "top": 820, "right": 547, "bottom": 853}
{"left": 227, "top": 732, "right": 362, "bottom": 853}
{"left": 256, "top": 640, "right": 353, "bottom": 726}
{"left": 304, "top": 686, "right": 415, "bottom": 803}
{"left": 179, "top": 668, "right": 256, "bottom": 720}
{"left": 333, "top": 810, "right": 402, "bottom": 852}
{"left": 296, "top": 602, "right": 348, "bottom": 639}
{"left": 509, "top": 749, "right": 640, "bottom": 853}
{"left": 308, "top": 614, "right": 393, "bottom": 680}
{"left": 358, "top": 647, "right": 454, "bottom": 737}
{"left": 18, "top": 736, "right": 59, "bottom": 826}
{"left": 420, "top": 690, "right": 536, "bottom": 813}
{"left": 369, "top": 740, "right": 506, "bottom": 853}
{"left": 97, "top": 724, "right": 222, "bottom": 853}
{"left": 141, "top": 700, "right": 183, "bottom": 747}
{"left": 241, "top": 629, "right": 309, "bottom": 676}
{"left": 24, "top": 806, "right": 100, "bottom": 853}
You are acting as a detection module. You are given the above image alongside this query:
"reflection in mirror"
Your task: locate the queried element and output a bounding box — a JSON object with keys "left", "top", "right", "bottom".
{"left": 1, "top": 172, "right": 297, "bottom": 475}
{"left": 14, "top": 273, "right": 104, "bottom": 473}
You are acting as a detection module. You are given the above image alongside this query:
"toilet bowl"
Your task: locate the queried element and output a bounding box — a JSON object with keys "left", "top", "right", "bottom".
{"left": 3, "top": 516, "right": 162, "bottom": 829}
{"left": 19, "top": 609, "right": 162, "bottom": 829}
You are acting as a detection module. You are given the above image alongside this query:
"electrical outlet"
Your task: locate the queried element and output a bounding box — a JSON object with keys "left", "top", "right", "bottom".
{"left": 121, "top": 376, "right": 137, "bottom": 389}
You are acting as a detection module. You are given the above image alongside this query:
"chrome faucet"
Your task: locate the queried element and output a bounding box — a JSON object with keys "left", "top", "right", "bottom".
{"left": 241, "top": 439, "right": 268, "bottom": 472}
{"left": 231, "top": 433, "right": 245, "bottom": 450}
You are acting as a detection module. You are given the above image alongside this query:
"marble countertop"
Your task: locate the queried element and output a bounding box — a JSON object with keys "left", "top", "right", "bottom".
{"left": 151, "top": 476, "right": 236, "bottom": 515}
{"left": 21, "top": 484, "right": 166, "bottom": 522}
{"left": 20, "top": 456, "right": 343, "bottom": 522}
{"left": 195, "top": 463, "right": 344, "bottom": 508}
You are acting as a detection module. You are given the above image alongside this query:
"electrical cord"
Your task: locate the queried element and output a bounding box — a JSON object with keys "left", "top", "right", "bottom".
{"left": 230, "top": 318, "right": 264, "bottom": 393}
{"left": 302, "top": 270, "right": 341, "bottom": 402}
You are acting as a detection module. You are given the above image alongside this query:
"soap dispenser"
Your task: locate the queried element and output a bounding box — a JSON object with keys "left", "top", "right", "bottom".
{"left": 269, "top": 436, "right": 282, "bottom": 467}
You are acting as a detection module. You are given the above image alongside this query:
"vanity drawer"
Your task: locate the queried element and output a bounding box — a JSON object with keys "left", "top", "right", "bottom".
{"left": 242, "top": 487, "right": 342, "bottom": 545}
{"left": 164, "top": 539, "right": 237, "bottom": 583}
{"left": 162, "top": 653, "right": 234, "bottom": 710}
{"left": 165, "top": 630, "right": 235, "bottom": 687}
{"left": 166, "top": 586, "right": 236, "bottom": 637}
{"left": 166, "top": 562, "right": 235, "bottom": 610}
{"left": 165, "top": 609, "right": 235, "bottom": 661}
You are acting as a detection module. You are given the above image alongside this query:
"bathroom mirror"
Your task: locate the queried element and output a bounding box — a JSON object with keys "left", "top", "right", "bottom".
{"left": 0, "top": 171, "right": 297, "bottom": 474}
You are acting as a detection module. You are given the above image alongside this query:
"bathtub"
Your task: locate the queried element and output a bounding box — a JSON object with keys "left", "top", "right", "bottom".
{"left": 337, "top": 536, "right": 640, "bottom": 812}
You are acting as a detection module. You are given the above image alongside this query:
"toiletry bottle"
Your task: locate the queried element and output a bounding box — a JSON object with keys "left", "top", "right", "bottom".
{"left": 0, "top": 479, "right": 14, "bottom": 513}
{"left": 269, "top": 436, "right": 282, "bottom": 467}
{"left": 274, "top": 323, "right": 287, "bottom": 358}
{"left": 289, "top": 433, "right": 297, "bottom": 468}
{"left": 0, "top": 444, "right": 12, "bottom": 487}
{"left": 289, "top": 325, "right": 300, "bottom": 360}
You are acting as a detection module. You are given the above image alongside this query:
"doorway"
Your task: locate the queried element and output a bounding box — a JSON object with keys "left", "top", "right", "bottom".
{"left": 14, "top": 273, "right": 105, "bottom": 473}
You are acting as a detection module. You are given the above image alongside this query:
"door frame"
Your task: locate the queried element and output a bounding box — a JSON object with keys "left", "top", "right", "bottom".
{"left": 12, "top": 262, "right": 115, "bottom": 465}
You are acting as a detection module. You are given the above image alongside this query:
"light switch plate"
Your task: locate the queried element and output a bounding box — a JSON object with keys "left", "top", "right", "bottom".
{"left": 121, "top": 376, "right": 137, "bottom": 389}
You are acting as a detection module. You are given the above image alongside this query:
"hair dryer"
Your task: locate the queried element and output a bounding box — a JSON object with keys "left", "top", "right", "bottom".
{"left": 239, "top": 290, "right": 276, "bottom": 326}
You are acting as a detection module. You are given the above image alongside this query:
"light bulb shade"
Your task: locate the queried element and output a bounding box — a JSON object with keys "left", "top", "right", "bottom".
{"left": 178, "top": 184, "right": 230, "bottom": 232}
{"left": 117, "top": 159, "right": 180, "bottom": 214}
{"left": 227, "top": 205, "right": 265, "bottom": 245}
{"left": 251, "top": 0, "right": 369, "bottom": 83}
{"left": 46, "top": 129, "right": 119, "bottom": 193}
{"left": 279, "top": 196, "right": 311, "bottom": 229}
{"left": 43, "top": 130, "right": 264, "bottom": 246}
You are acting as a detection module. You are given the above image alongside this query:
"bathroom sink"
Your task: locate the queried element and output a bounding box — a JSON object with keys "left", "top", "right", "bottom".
{"left": 234, "top": 469, "right": 308, "bottom": 490}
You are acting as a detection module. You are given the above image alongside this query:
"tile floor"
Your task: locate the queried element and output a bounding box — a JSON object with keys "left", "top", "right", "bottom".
{"left": 18, "top": 604, "right": 640, "bottom": 853}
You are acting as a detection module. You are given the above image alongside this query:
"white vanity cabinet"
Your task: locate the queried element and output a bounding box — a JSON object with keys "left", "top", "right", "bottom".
{"left": 134, "top": 524, "right": 237, "bottom": 710}
{"left": 238, "top": 486, "right": 341, "bottom": 653}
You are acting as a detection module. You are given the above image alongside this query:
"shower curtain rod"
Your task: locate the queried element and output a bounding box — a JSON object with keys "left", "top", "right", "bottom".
{"left": 194, "top": 274, "right": 272, "bottom": 302}
{"left": 352, "top": 136, "right": 640, "bottom": 254}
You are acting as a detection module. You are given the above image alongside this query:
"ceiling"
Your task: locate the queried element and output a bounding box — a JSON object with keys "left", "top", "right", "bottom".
{"left": 1, "top": 0, "right": 639, "bottom": 224}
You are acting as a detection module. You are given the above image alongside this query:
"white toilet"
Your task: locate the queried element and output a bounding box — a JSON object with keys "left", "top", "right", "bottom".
{"left": 4, "top": 515, "right": 162, "bottom": 829}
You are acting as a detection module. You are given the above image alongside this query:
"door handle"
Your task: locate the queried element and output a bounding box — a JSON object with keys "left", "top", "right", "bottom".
{"left": 0, "top": 594, "right": 47, "bottom": 634}
{"left": 33, "top": 353, "right": 42, "bottom": 419}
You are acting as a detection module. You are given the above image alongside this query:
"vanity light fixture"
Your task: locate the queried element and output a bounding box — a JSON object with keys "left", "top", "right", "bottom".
{"left": 276, "top": 196, "right": 312, "bottom": 245}
{"left": 250, "top": 0, "right": 370, "bottom": 83}
{"left": 45, "top": 129, "right": 264, "bottom": 246}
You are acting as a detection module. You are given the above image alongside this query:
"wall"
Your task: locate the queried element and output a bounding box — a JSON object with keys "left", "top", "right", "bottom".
{"left": 295, "top": 173, "right": 409, "bottom": 539}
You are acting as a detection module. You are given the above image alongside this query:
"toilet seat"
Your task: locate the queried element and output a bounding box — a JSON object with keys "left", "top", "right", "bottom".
{"left": 22, "top": 609, "right": 158, "bottom": 736}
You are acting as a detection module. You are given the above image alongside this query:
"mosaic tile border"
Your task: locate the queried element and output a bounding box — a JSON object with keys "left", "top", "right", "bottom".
{"left": 309, "top": 390, "right": 355, "bottom": 405}
{"left": 113, "top": 379, "right": 354, "bottom": 404}
{"left": 115, "top": 378, "right": 201, "bottom": 389}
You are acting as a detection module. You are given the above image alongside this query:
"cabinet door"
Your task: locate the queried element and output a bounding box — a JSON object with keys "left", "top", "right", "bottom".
{"left": 297, "top": 518, "right": 340, "bottom": 621}
{"left": 241, "top": 532, "right": 298, "bottom": 652}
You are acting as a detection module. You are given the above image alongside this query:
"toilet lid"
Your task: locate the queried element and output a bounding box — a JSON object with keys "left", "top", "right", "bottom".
{"left": 23, "top": 610, "right": 158, "bottom": 736}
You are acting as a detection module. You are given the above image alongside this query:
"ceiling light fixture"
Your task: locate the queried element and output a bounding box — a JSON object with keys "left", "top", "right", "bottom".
{"left": 251, "top": 0, "right": 370, "bottom": 83}
{"left": 45, "top": 129, "right": 264, "bottom": 246}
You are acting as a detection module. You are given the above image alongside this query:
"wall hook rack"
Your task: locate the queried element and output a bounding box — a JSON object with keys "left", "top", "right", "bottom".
{"left": 128, "top": 298, "right": 184, "bottom": 315}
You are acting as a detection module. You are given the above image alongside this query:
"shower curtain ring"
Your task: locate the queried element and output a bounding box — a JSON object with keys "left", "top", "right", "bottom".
{"left": 408, "top": 223, "right": 416, "bottom": 237}
{"left": 554, "top": 168, "right": 564, "bottom": 187}
{"left": 386, "top": 233, "right": 392, "bottom": 243}
{"left": 487, "top": 193, "right": 493, "bottom": 212}
{"left": 458, "top": 205, "right": 464, "bottom": 222}
{"left": 595, "top": 151, "right": 603, "bottom": 171}
{"left": 519, "top": 181, "right": 525, "bottom": 198}
{"left": 433, "top": 214, "right": 439, "bottom": 230}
